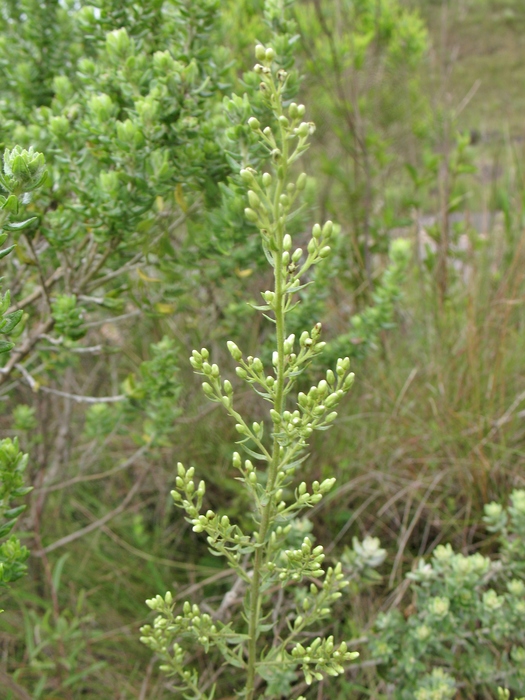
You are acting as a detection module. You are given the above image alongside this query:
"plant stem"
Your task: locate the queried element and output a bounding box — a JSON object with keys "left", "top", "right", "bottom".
{"left": 245, "top": 102, "right": 288, "bottom": 700}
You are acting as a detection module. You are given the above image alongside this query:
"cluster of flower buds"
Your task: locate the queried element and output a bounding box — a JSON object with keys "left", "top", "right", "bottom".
{"left": 275, "top": 536, "right": 326, "bottom": 583}
{"left": 290, "top": 636, "right": 358, "bottom": 685}
{"left": 141, "top": 596, "right": 224, "bottom": 662}
{"left": 171, "top": 462, "right": 206, "bottom": 519}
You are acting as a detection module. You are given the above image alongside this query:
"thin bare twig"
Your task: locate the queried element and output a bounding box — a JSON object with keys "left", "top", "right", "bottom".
{"left": 38, "top": 444, "right": 149, "bottom": 492}
{"left": 39, "top": 470, "right": 148, "bottom": 554}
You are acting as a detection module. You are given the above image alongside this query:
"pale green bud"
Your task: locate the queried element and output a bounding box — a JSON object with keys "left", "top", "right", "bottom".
{"left": 255, "top": 44, "right": 266, "bottom": 61}
{"left": 343, "top": 372, "right": 355, "bottom": 391}
{"left": 289, "top": 102, "right": 299, "bottom": 119}
{"left": 320, "top": 477, "right": 336, "bottom": 493}
{"left": 223, "top": 380, "right": 233, "bottom": 395}
{"left": 283, "top": 233, "right": 292, "bottom": 251}
{"left": 297, "top": 104, "right": 306, "bottom": 117}
{"left": 252, "top": 357, "right": 263, "bottom": 373}
{"left": 227, "top": 340, "right": 242, "bottom": 361}
{"left": 292, "top": 248, "right": 302, "bottom": 262}
{"left": 296, "top": 172, "right": 307, "bottom": 190}
{"left": 248, "top": 471, "right": 257, "bottom": 484}
{"left": 262, "top": 172, "right": 272, "bottom": 187}
{"left": 319, "top": 246, "right": 331, "bottom": 258}
{"left": 322, "top": 220, "right": 334, "bottom": 238}
{"left": 282, "top": 251, "right": 290, "bottom": 265}
{"left": 312, "top": 223, "right": 322, "bottom": 239}
{"left": 296, "top": 122, "right": 310, "bottom": 138}
{"left": 240, "top": 168, "right": 256, "bottom": 184}
{"left": 177, "top": 463, "right": 185, "bottom": 477}
{"left": 248, "top": 190, "right": 261, "bottom": 209}
{"left": 278, "top": 115, "right": 289, "bottom": 128}
{"left": 244, "top": 208, "right": 258, "bottom": 223}
{"left": 325, "top": 392, "right": 340, "bottom": 408}
{"left": 233, "top": 452, "right": 241, "bottom": 469}
{"left": 265, "top": 47, "right": 275, "bottom": 61}
{"left": 236, "top": 367, "right": 248, "bottom": 379}
{"left": 248, "top": 116, "right": 260, "bottom": 130}
{"left": 262, "top": 290, "right": 275, "bottom": 304}
{"left": 270, "top": 409, "right": 281, "bottom": 423}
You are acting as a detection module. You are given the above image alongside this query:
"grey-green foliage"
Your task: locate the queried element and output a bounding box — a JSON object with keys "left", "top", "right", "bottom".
{"left": 371, "top": 490, "right": 525, "bottom": 699}
{"left": 140, "top": 42, "right": 361, "bottom": 700}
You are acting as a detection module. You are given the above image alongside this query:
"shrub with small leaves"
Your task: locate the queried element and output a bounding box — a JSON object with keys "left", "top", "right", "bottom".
{"left": 370, "top": 490, "right": 525, "bottom": 698}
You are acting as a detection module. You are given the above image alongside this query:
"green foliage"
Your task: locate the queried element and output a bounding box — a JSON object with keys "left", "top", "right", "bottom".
{"left": 371, "top": 490, "right": 525, "bottom": 698}
{"left": 123, "top": 336, "right": 182, "bottom": 443}
{"left": 0, "top": 438, "right": 31, "bottom": 592}
{"left": 51, "top": 294, "right": 86, "bottom": 340}
{"left": 0, "top": 145, "right": 45, "bottom": 609}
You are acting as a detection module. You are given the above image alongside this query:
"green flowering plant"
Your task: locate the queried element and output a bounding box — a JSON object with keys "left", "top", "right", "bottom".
{"left": 140, "top": 43, "right": 361, "bottom": 699}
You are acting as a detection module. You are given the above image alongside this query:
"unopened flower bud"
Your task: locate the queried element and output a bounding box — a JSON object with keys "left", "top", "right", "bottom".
{"left": 202, "top": 382, "right": 214, "bottom": 397}
{"left": 262, "top": 172, "right": 272, "bottom": 187}
{"left": 227, "top": 340, "right": 242, "bottom": 361}
{"left": 265, "top": 47, "right": 275, "bottom": 61}
{"left": 244, "top": 208, "right": 258, "bottom": 223}
{"left": 248, "top": 116, "right": 260, "bottom": 131}
{"left": 240, "top": 168, "right": 256, "bottom": 184}
{"left": 248, "top": 190, "right": 261, "bottom": 209}
{"left": 296, "top": 122, "right": 310, "bottom": 138}
{"left": 322, "top": 220, "right": 334, "bottom": 238}
{"left": 255, "top": 44, "right": 266, "bottom": 61}
{"left": 319, "top": 245, "right": 331, "bottom": 258}
{"left": 296, "top": 172, "right": 307, "bottom": 190}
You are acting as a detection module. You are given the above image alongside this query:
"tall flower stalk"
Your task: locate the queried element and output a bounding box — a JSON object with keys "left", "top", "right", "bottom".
{"left": 140, "top": 44, "right": 358, "bottom": 699}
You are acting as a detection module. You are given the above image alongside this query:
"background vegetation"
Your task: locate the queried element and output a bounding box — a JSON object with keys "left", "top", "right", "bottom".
{"left": 2, "top": 0, "right": 525, "bottom": 697}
